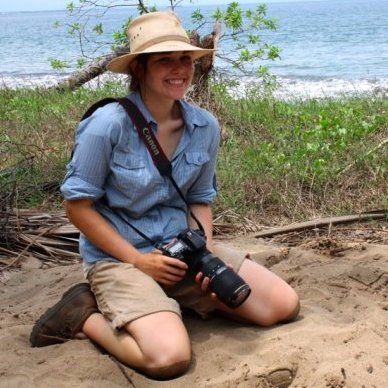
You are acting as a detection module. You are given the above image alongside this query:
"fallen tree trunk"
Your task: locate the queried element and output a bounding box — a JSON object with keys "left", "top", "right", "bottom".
{"left": 54, "top": 24, "right": 221, "bottom": 92}
{"left": 55, "top": 47, "right": 128, "bottom": 91}
{"left": 254, "top": 212, "right": 388, "bottom": 238}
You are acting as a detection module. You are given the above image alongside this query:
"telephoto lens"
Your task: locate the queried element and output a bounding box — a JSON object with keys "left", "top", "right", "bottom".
{"left": 159, "top": 228, "right": 251, "bottom": 308}
{"left": 198, "top": 252, "right": 251, "bottom": 308}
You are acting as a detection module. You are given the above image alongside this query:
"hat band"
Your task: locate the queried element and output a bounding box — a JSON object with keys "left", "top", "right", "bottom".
{"left": 132, "top": 35, "right": 192, "bottom": 54}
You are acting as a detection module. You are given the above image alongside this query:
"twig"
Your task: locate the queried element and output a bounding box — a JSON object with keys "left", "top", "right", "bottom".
{"left": 0, "top": 228, "right": 50, "bottom": 270}
{"left": 339, "top": 138, "right": 388, "bottom": 175}
{"left": 254, "top": 212, "right": 387, "bottom": 238}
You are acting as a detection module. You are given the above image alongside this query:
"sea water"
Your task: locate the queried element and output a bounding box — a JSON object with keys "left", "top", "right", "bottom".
{"left": 0, "top": 0, "right": 387, "bottom": 99}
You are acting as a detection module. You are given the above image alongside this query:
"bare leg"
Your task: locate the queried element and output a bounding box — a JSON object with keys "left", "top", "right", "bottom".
{"left": 82, "top": 311, "right": 191, "bottom": 380}
{"left": 216, "top": 259, "right": 300, "bottom": 326}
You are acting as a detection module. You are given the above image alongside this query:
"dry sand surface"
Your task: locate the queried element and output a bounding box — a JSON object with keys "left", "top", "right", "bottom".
{"left": 1, "top": 231, "right": 387, "bottom": 388}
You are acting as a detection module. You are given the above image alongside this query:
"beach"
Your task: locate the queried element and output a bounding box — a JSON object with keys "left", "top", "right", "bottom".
{"left": 1, "top": 0, "right": 388, "bottom": 99}
{"left": 1, "top": 1, "right": 387, "bottom": 386}
{"left": 1, "top": 228, "right": 387, "bottom": 387}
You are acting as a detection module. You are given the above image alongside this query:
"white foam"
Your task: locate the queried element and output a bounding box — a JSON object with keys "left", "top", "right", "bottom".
{"left": 272, "top": 77, "right": 388, "bottom": 100}
{"left": 0, "top": 74, "right": 67, "bottom": 89}
{"left": 1, "top": 73, "right": 387, "bottom": 101}
{"left": 0, "top": 73, "right": 127, "bottom": 90}
{"left": 224, "top": 76, "right": 388, "bottom": 100}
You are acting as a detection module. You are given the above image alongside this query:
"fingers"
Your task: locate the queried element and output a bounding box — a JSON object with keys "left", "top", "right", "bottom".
{"left": 194, "top": 272, "right": 218, "bottom": 301}
{"left": 194, "top": 271, "right": 203, "bottom": 284}
{"left": 195, "top": 272, "right": 207, "bottom": 286}
{"left": 136, "top": 252, "right": 187, "bottom": 285}
{"left": 195, "top": 272, "right": 212, "bottom": 292}
{"left": 164, "top": 256, "right": 188, "bottom": 270}
{"left": 158, "top": 261, "right": 187, "bottom": 285}
{"left": 200, "top": 274, "right": 210, "bottom": 292}
{"left": 159, "top": 272, "right": 184, "bottom": 286}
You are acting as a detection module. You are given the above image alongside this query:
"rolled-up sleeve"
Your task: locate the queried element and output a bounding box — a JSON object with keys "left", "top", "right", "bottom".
{"left": 186, "top": 111, "right": 220, "bottom": 205}
{"left": 61, "top": 104, "right": 121, "bottom": 201}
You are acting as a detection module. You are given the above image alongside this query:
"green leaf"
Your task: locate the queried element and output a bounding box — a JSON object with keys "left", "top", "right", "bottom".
{"left": 76, "top": 58, "right": 86, "bottom": 69}
{"left": 68, "top": 22, "right": 81, "bottom": 37}
{"left": 212, "top": 8, "right": 223, "bottom": 22}
{"left": 191, "top": 9, "right": 204, "bottom": 23}
{"left": 92, "top": 23, "right": 103, "bottom": 35}
{"left": 248, "top": 35, "right": 260, "bottom": 44}
{"left": 66, "top": 2, "right": 74, "bottom": 15}
{"left": 49, "top": 58, "right": 70, "bottom": 70}
{"left": 225, "top": 2, "right": 243, "bottom": 30}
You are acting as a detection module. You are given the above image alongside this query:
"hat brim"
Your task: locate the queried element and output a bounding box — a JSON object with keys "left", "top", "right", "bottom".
{"left": 107, "top": 41, "right": 215, "bottom": 74}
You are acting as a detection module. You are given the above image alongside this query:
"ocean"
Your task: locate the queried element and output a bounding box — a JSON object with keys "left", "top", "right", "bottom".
{"left": 1, "top": 0, "right": 388, "bottom": 99}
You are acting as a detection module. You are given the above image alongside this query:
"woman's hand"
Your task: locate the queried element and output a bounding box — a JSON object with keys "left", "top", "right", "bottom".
{"left": 134, "top": 251, "right": 188, "bottom": 286}
{"left": 194, "top": 262, "right": 235, "bottom": 302}
{"left": 194, "top": 272, "right": 218, "bottom": 301}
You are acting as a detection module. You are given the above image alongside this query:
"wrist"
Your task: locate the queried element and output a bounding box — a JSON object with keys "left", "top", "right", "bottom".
{"left": 122, "top": 248, "right": 144, "bottom": 267}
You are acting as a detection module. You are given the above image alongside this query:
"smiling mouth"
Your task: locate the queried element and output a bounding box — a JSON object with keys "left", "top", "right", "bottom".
{"left": 166, "top": 79, "right": 185, "bottom": 85}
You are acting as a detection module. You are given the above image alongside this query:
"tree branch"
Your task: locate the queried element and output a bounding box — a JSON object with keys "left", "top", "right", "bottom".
{"left": 54, "top": 46, "right": 128, "bottom": 90}
{"left": 254, "top": 212, "right": 388, "bottom": 238}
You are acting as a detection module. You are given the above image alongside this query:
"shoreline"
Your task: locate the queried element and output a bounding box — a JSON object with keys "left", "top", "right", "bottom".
{"left": 1, "top": 73, "right": 388, "bottom": 101}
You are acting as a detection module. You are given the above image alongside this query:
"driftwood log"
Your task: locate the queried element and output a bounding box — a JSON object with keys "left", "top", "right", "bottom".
{"left": 1, "top": 209, "right": 386, "bottom": 272}
{"left": 55, "top": 47, "right": 128, "bottom": 91}
{"left": 254, "top": 212, "right": 387, "bottom": 238}
{"left": 55, "top": 23, "right": 221, "bottom": 92}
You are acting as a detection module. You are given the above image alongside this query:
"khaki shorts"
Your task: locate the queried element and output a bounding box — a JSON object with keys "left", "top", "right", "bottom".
{"left": 86, "top": 243, "right": 248, "bottom": 329}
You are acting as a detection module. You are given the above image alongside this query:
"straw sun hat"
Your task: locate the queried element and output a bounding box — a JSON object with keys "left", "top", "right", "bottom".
{"left": 107, "top": 11, "right": 215, "bottom": 74}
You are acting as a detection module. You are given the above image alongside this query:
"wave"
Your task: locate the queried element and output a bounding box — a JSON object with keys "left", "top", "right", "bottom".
{"left": 271, "top": 77, "right": 388, "bottom": 100}
{"left": 1, "top": 73, "right": 388, "bottom": 100}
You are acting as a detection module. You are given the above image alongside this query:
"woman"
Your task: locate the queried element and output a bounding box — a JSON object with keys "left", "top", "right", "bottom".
{"left": 30, "top": 12, "right": 299, "bottom": 380}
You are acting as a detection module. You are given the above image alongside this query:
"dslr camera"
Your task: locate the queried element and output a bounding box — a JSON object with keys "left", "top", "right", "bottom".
{"left": 158, "top": 229, "right": 251, "bottom": 308}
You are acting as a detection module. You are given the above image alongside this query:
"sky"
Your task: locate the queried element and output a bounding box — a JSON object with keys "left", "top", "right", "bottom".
{"left": 0, "top": 0, "right": 326, "bottom": 13}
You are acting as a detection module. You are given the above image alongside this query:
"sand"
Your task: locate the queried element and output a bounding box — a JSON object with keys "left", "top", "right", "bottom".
{"left": 1, "top": 234, "right": 387, "bottom": 388}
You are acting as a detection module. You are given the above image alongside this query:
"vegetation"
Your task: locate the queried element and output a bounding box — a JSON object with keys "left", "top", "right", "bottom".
{"left": 1, "top": 84, "right": 387, "bottom": 225}
{"left": 52, "top": 1, "right": 279, "bottom": 91}
{"left": 213, "top": 90, "right": 387, "bottom": 224}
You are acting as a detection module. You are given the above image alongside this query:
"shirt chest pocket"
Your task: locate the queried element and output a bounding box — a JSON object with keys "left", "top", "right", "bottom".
{"left": 178, "top": 151, "right": 210, "bottom": 188}
{"left": 111, "top": 151, "right": 160, "bottom": 197}
{"left": 185, "top": 151, "right": 209, "bottom": 165}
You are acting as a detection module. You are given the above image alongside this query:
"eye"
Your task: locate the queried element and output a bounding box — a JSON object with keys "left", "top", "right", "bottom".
{"left": 157, "top": 57, "right": 171, "bottom": 63}
{"left": 181, "top": 55, "right": 193, "bottom": 65}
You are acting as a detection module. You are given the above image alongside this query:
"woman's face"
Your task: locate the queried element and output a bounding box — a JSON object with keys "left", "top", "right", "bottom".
{"left": 140, "top": 51, "right": 194, "bottom": 102}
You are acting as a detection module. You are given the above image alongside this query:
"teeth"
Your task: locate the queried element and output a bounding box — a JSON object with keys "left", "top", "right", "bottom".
{"left": 167, "top": 79, "right": 184, "bottom": 85}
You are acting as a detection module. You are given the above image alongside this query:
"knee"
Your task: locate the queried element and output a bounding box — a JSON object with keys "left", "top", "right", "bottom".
{"left": 281, "top": 293, "right": 300, "bottom": 323}
{"left": 143, "top": 345, "right": 192, "bottom": 380}
{"left": 144, "top": 359, "right": 191, "bottom": 380}
{"left": 271, "top": 288, "right": 300, "bottom": 325}
{"left": 259, "top": 289, "right": 300, "bottom": 327}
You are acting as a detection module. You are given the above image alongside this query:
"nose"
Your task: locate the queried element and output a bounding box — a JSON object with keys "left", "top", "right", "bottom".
{"left": 173, "top": 58, "right": 187, "bottom": 70}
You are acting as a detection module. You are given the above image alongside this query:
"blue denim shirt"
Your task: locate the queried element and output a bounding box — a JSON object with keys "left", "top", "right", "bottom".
{"left": 61, "top": 91, "right": 220, "bottom": 265}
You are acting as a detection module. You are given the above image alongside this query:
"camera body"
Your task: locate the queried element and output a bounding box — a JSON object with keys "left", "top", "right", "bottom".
{"left": 159, "top": 229, "right": 251, "bottom": 308}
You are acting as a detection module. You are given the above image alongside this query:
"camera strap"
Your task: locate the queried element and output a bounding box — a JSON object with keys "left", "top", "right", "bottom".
{"left": 115, "top": 97, "right": 205, "bottom": 234}
{"left": 80, "top": 97, "right": 205, "bottom": 239}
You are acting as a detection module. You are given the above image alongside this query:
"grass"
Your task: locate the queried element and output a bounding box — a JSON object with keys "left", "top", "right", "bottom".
{"left": 208, "top": 87, "right": 388, "bottom": 223}
{"left": 1, "top": 83, "right": 126, "bottom": 208}
{"left": 1, "top": 83, "right": 387, "bottom": 225}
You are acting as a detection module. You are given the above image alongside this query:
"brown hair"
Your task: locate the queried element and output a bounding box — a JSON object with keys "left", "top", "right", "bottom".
{"left": 128, "top": 54, "right": 149, "bottom": 92}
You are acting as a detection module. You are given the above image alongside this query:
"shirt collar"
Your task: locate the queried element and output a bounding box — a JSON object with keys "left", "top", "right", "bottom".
{"left": 127, "top": 91, "right": 209, "bottom": 135}
{"left": 127, "top": 91, "right": 155, "bottom": 124}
